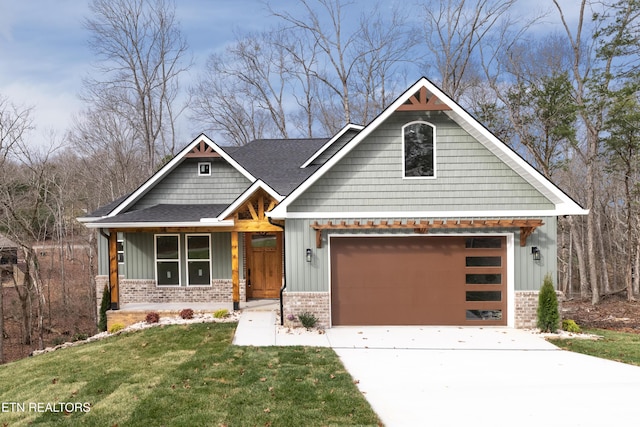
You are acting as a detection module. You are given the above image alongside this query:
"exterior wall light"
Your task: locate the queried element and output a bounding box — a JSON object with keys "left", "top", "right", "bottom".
{"left": 531, "top": 246, "right": 541, "bottom": 261}
{"left": 306, "top": 248, "right": 312, "bottom": 262}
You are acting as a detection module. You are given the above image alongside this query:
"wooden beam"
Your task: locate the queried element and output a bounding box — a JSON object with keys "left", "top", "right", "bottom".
{"left": 231, "top": 231, "right": 239, "bottom": 310}
{"left": 246, "top": 202, "right": 259, "bottom": 220}
{"left": 233, "top": 220, "right": 285, "bottom": 232}
{"left": 108, "top": 230, "right": 119, "bottom": 310}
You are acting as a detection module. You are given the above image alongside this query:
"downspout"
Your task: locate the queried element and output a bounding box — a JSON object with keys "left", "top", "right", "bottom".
{"left": 268, "top": 217, "right": 286, "bottom": 326}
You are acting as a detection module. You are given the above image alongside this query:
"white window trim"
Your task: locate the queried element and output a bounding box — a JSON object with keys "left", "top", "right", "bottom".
{"left": 117, "top": 239, "right": 125, "bottom": 265}
{"left": 155, "top": 234, "right": 181, "bottom": 287}
{"left": 198, "top": 162, "right": 211, "bottom": 176}
{"left": 402, "top": 120, "right": 437, "bottom": 180}
{"left": 185, "top": 233, "right": 212, "bottom": 287}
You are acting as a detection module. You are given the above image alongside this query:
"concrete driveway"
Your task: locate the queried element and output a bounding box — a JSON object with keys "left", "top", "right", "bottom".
{"left": 234, "top": 313, "right": 640, "bottom": 426}
{"left": 327, "top": 327, "right": 640, "bottom": 427}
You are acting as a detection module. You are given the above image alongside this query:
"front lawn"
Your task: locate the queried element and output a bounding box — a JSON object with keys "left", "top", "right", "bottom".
{"left": 0, "top": 322, "right": 381, "bottom": 426}
{"left": 548, "top": 328, "right": 640, "bottom": 366}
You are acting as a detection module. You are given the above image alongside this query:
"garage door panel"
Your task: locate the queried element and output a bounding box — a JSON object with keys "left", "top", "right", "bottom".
{"left": 330, "top": 236, "right": 507, "bottom": 326}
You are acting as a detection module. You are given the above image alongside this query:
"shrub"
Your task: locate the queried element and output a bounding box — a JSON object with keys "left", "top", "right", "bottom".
{"left": 213, "top": 308, "right": 229, "bottom": 319}
{"left": 298, "top": 312, "right": 318, "bottom": 330}
{"left": 73, "top": 333, "right": 89, "bottom": 342}
{"left": 562, "top": 319, "right": 581, "bottom": 334}
{"left": 179, "top": 308, "right": 194, "bottom": 319}
{"left": 537, "top": 273, "right": 559, "bottom": 333}
{"left": 145, "top": 312, "right": 160, "bottom": 324}
{"left": 98, "top": 285, "right": 111, "bottom": 332}
{"left": 109, "top": 323, "right": 125, "bottom": 333}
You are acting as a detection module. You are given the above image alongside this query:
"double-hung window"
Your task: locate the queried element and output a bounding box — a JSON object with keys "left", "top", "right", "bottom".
{"left": 403, "top": 121, "right": 436, "bottom": 178}
{"left": 156, "top": 234, "right": 180, "bottom": 286}
{"left": 186, "top": 234, "right": 211, "bottom": 286}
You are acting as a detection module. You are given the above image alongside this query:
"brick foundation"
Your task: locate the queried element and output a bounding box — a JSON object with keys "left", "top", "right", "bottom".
{"left": 95, "top": 275, "right": 246, "bottom": 312}
{"left": 282, "top": 292, "right": 330, "bottom": 328}
{"left": 515, "top": 290, "right": 563, "bottom": 329}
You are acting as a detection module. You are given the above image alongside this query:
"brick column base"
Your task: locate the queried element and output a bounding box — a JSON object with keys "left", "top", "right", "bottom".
{"left": 282, "top": 292, "right": 330, "bottom": 328}
{"left": 515, "top": 290, "right": 564, "bottom": 329}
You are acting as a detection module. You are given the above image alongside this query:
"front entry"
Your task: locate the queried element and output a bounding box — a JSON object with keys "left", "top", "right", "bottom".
{"left": 246, "top": 232, "right": 283, "bottom": 299}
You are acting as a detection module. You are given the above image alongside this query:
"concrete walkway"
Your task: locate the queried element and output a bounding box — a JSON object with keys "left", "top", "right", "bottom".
{"left": 232, "top": 309, "right": 640, "bottom": 427}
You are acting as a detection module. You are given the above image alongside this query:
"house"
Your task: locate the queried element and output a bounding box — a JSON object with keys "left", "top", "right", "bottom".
{"left": 79, "top": 77, "right": 587, "bottom": 329}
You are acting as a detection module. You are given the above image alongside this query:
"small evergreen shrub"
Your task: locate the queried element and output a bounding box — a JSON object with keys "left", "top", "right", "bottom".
{"left": 109, "top": 323, "right": 125, "bottom": 333}
{"left": 537, "top": 273, "right": 559, "bottom": 333}
{"left": 298, "top": 312, "right": 318, "bottom": 330}
{"left": 562, "top": 319, "right": 581, "bottom": 334}
{"left": 145, "top": 312, "right": 160, "bottom": 324}
{"left": 179, "top": 308, "right": 194, "bottom": 319}
{"left": 213, "top": 308, "right": 229, "bottom": 319}
{"left": 98, "top": 285, "right": 111, "bottom": 332}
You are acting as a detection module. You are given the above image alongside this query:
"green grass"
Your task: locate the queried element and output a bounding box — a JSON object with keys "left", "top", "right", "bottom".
{"left": 0, "top": 323, "right": 381, "bottom": 426}
{"left": 548, "top": 328, "right": 640, "bottom": 366}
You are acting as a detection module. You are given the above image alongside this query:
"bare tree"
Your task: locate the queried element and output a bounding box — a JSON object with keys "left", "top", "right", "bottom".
{"left": 83, "top": 0, "right": 190, "bottom": 173}
{"left": 419, "top": 0, "right": 529, "bottom": 102}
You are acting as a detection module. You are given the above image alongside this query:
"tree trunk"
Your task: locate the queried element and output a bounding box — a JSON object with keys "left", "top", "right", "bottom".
{"left": 569, "top": 217, "right": 589, "bottom": 298}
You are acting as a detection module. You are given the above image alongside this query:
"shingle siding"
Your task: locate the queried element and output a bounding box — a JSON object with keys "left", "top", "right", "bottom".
{"left": 132, "top": 158, "right": 251, "bottom": 210}
{"left": 289, "top": 111, "right": 554, "bottom": 213}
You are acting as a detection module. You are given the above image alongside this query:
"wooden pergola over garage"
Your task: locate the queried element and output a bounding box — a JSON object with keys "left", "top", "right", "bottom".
{"left": 311, "top": 218, "right": 544, "bottom": 248}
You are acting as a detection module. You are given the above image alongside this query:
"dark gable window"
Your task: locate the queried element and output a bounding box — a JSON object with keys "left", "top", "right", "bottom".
{"left": 403, "top": 122, "right": 435, "bottom": 178}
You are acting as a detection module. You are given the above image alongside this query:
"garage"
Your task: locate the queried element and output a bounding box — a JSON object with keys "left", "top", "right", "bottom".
{"left": 330, "top": 235, "right": 507, "bottom": 326}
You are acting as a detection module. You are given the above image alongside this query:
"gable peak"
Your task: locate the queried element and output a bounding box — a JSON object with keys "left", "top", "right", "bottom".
{"left": 185, "top": 139, "right": 220, "bottom": 158}
{"left": 397, "top": 86, "right": 452, "bottom": 112}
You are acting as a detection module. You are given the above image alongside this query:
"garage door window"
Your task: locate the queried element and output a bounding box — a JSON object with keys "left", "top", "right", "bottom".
{"left": 466, "top": 273, "right": 502, "bottom": 284}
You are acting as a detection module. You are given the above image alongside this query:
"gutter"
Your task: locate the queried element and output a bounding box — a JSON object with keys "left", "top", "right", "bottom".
{"left": 268, "top": 217, "right": 286, "bottom": 326}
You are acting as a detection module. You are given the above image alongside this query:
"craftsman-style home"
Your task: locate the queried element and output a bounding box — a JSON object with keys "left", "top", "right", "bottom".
{"left": 79, "top": 77, "right": 587, "bottom": 328}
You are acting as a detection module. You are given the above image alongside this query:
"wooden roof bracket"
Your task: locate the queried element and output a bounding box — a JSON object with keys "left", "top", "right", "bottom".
{"left": 520, "top": 226, "right": 537, "bottom": 247}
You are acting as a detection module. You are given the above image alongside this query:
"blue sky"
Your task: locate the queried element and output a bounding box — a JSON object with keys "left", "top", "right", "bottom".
{"left": 0, "top": 0, "right": 579, "bottom": 145}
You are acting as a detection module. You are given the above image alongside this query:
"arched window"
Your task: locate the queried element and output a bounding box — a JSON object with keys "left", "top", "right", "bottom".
{"left": 403, "top": 121, "right": 436, "bottom": 178}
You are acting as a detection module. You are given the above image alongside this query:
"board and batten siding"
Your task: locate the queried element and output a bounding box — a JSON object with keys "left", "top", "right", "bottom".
{"left": 289, "top": 111, "right": 554, "bottom": 213}
{"left": 132, "top": 158, "right": 252, "bottom": 210}
{"left": 98, "top": 232, "right": 244, "bottom": 282}
{"left": 285, "top": 217, "right": 557, "bottom": 293}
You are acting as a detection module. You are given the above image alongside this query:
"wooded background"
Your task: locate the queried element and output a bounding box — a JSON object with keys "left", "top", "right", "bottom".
{"left": 1, "top": 0, "right": 639, "bottom": 358}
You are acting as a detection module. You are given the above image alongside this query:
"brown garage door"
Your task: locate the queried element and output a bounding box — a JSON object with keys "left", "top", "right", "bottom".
{"left": 330, "top": 236, "right": 507, "bottom": 326}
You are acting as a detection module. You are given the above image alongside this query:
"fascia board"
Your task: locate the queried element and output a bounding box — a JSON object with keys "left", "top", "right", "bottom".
{"left": 217, "top": 180, "right": 284, "bottom": 220}
{"left": 84, "top": 220, "right": 235, "bottom": 229}
{"left": 281, "top": 207, "right": 588, "bottom": 219}
{"left": 300, "top": 123, "right": 364, "bottom": 168}
{"left": 107, "top": 134, "right": 256, "bottom": 217}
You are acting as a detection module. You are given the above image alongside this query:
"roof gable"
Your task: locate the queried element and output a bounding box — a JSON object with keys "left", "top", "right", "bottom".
{"left": 269, "top": 77, "right": 588, "bottom": 218}
{"left": 105, "top": 134, "right": 255, "bottom": 218}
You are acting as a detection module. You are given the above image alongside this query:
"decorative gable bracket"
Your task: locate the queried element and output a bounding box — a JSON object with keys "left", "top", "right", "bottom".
{"left": 396, "top": 86, "right": 452, "bottom": 111}
{"left": 185, "top": 140, "right": 221, "bottom": 158}
{"left": 311, "top": 219, "right": 544, "bottom": 248}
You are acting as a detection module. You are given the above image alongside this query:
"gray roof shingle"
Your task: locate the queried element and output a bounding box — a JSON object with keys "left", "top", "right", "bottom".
{"left": 226, "top": 138, "right": 329, "bottom": 195}
{"left": 92, "top": 204, "right": 228, "bottom": 224}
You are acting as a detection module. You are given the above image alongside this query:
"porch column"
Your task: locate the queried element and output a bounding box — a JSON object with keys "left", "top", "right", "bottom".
{"left": 108, "top": 230, "right": 119, "bottom": 310}
{"left": 231, "top": 231, "right": 240, "bottom": 310}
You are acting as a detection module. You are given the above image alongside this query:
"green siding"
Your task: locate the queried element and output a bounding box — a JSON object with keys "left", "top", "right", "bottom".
{"left": 99, "top": 232, "right": 244, "bottom": 283}
{"left": 284, "top": 217, "right": 557, "bottom": 293}
{"left": 290, "top": 111, "right": 554, "bottom": 213}
{"left": 132, "top": 158, "right": 252, "bottom": 210}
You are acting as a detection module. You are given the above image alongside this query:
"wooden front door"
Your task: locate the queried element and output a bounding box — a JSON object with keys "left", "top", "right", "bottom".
{"left": 246, "top": 232, "right": 282, "bottom": 299}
